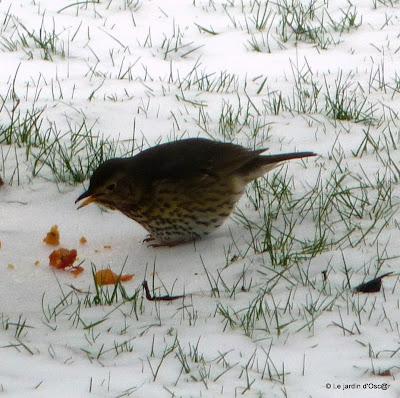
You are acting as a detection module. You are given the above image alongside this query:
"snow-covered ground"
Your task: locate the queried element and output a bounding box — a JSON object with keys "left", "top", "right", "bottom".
{"left": 1, "top": 0, "right": 400, "bottom": 396}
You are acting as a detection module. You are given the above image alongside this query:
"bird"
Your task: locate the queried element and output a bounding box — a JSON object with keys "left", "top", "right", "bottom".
{"left": 76, "top": 138, "right": 316, "bottom": 246}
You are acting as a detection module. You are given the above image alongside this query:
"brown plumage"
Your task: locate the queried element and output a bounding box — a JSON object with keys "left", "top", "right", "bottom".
{"left": 76, "top": 138, "right": 316, "bottom": 246}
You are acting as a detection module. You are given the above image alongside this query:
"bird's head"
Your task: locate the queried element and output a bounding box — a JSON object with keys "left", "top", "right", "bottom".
{"left": 75, "top": 158, "right": 140, "bottom": 211}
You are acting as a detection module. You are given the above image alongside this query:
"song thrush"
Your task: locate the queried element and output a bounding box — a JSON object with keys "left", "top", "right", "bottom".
{"left": 76, "top": 138, "right": 316, "bottom": 246}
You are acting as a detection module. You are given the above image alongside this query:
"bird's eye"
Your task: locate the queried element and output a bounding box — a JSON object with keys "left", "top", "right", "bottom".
{"left": 106, "top": 183, "right": 116, "bottom": 191}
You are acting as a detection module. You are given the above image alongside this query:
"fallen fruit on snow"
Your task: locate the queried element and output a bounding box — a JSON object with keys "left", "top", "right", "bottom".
{"left": 70, "top": 266, "right": 84, "bottom": 277}
{"left": 43, "top": 225, "right": 60, "bottom": 246}
{"left": 48, "top": 247, "right": 83, "bottom": 275}
{"left": 49, "top": 248, "right": 77, "bottom": 269}
{"left": 95, "top": 269, "right": 134, "bottom": 286}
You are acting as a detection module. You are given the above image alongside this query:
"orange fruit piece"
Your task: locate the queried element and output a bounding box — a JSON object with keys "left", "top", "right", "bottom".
{"left": 43, "top": 225, "right": 60, "bottom": 246}
{"left": 95, "top": 269, "right": 134, "bottom": 286}
{"left": 70, "top": 266, "right": 84, "bottom": 277}
{"left": 49, "top": 248, "right": 77, "bottom": 269}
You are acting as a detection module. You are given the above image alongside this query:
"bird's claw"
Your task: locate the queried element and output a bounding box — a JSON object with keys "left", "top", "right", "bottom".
{"left": 143, "top": 234, "right": 156, "bottom": 243}
{"left": 148, "top": 241, "right": 181, "bottom": 248}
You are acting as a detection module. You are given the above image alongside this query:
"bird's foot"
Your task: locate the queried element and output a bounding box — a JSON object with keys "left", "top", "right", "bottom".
{"left": 148, "top": 240, "right": 184, "bottom": 248}
{"left": 143, "top": 234, "right": 156, "bottom": 243}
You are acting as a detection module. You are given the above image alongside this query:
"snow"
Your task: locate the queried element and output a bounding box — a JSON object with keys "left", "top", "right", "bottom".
{"left": 1, "top": 0, "right": 400, "bottom": 397}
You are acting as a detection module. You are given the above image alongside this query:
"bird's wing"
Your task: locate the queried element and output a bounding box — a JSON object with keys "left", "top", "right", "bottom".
{"left": 132, "top": 138, "right": 265, "bottom": 182}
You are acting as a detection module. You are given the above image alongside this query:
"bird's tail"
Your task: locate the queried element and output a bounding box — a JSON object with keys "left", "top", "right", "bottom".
{"left": 240, "top": 151, "right": 317, "bottom": 181}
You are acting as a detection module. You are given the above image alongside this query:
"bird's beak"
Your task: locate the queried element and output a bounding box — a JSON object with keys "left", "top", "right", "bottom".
{"left": 75, "top": 191, "right": 97, "bottom": 209}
